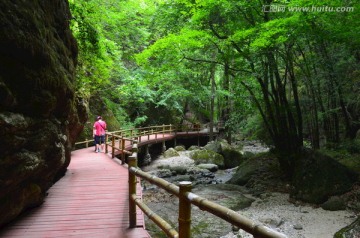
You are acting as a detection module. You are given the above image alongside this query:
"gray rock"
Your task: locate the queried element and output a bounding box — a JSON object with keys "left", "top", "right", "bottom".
{"left": 197, "top": 164, "right": 219, "bottom": 172}
{"left": 220, "top": 141, "right": 244, "bottom": 168}
{"left": 171, "top": 175, "right": 194, "bottom": 182}
{"left": 163, "top": 148, "right": 180, "bottom": 158}
{"left": 188, "top": 145, "right": 201, "bottom": 151}
{"left": 321, "top": 196, "right": 347, "bottom": 211}
{"left": 204, "top": 140, "right": 223, "bottom": 153}
{"left": 154, "top": 169, "right": 173, "bottom": 178}
{"left": 174, "top": 145, "right": 186, "bottom": 151}
{"left": 293, "top": 224, "right": 303, "bottom": 230}
{"left": 227, "top": 158, "right": 259, "bottom": 185}
{"left": 189, "top": 149, "right": 225, "bottom": 168}
{"left": 170, "top": 166, "right": 188, "bottom": 175}
{"left": 259, "top": 217, "right": 284, "bottom": 228}
{"left": 291, "top": 150, "right": 358, "bottom": 204}
{"left": 204, "top": 140, "right": 244, "bottom": 168}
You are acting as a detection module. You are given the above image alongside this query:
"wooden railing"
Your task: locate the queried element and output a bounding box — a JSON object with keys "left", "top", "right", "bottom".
{"left": 75, "top": 124, "right": 198, "bottom": 163}
{"left": 74, "top": 124, "right": 204, "bottom": 156}
{"left": 128, "top": 142, "right": 288, "bottom": 238}
{"left": 105, "top": 125, "right": 176, "bottom": 163}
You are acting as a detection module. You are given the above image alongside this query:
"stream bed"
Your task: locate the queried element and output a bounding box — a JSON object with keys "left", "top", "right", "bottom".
{"left": 140, "top": 143, "right": 358, "bottom": 238}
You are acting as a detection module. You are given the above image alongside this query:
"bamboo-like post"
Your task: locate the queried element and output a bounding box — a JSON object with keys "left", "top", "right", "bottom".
{"left": 111, "top": 135, "right": 115, "bottom": 158}
{"left": 179, "top": 181, "right": 192, "bottom": 238}
{"left": 105, "top": 134, "right": 108, "bottom": 153}
{"left": 121, "top": 137, "right": 125, "bottom": 164}
{"left": 128, "top": 142, "right": 138, "bottom": 228}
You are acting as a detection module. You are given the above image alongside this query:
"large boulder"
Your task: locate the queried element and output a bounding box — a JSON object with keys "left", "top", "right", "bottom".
{"left": 226, "top": 153, "right": 287, "bottom": 195}
{"left": 188, "top": 145, "right": 201, "bottom": 151}
{"left": 0, "top": 1, "right": 86, "bottom": 227}
{"left": 163, "top": 148, "right": 180, "bottom": 158}
{"left": 226, "top": 158, "right": 259, "bottom": 185}
{"left": 189, "top": 149, "right": 225, "bottom": 168}
{"left": 291, "top": 150, "right": 358, "bottom": 204}
{"left": 220, "top": 141, "right": 244, "bottom": 168}
{"left": 321, "top": 196, "right": 347, "bottom": 211}
{"left": 174, "top": 145, "right": 186, "bottom": 151}
{"left": 204, "top": 140, "right": 222, "bottom": 153}
{"left": 204, "top": 140, "right": 244, "bottom": 168}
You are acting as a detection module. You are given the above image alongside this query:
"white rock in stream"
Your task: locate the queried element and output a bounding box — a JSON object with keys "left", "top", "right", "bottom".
{"left": 142, "top": 155, "right": 195, "bottom": 172}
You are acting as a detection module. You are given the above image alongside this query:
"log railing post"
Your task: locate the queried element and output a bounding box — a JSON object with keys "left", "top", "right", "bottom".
{"left": 121, "top": 137, "right": 125, "bottom": 164}
{"left": 179, "top": 181, "right": 192, "bottom": 238}
{"left": 111, "top": 135, "right": 115, "bottom": 158}
{"left": 128, "top": 142, "right": 138, "bottom": 228}
{"left": 105, "top": 134, "right": 108, "bottom": 153}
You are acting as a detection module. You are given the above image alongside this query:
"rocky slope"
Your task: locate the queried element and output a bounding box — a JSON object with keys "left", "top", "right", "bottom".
{"left": 0, "top": 0, "right": 87, "bottom": 226}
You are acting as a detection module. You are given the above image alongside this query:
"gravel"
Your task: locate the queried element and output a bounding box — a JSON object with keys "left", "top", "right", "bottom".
{"left": 220, "top": 192, "right": 357, "bottom": 238}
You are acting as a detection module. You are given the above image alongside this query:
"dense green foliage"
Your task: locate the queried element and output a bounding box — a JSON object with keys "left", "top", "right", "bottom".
{"left": 70, "top": 0, "right": 360, "bottom": 175}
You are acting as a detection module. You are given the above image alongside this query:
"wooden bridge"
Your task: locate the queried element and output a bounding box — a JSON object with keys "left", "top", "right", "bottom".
{"left": 0, "top": 125, "right": 286, "bottom": 238}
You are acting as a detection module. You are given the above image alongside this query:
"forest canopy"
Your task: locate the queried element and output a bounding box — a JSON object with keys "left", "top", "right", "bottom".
{"left": 69, "top": 0, "right": 360, "bottom": 176}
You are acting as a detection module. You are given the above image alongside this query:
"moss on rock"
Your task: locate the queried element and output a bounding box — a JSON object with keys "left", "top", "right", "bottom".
{"left": 189, "top": 149, "right": 225, "bottom": 168}
{"left": 334, "top": 217, "right": 360, "bottom": 238}
{"left": 291, "top": 150, "right": 358, "bottom": 204}
{"left": 227, "top": 158, "right": 259, "bottom": 185}
{"left": 204, "top": 140, "right": 244, "bottom": 168}
{"left": 163, "top": 148, "right": 180, "bottom": 158}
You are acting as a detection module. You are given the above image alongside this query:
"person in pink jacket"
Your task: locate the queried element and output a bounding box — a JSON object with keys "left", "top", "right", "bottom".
{"left": 93, "top": 116, "right": 107, "bottom": 153}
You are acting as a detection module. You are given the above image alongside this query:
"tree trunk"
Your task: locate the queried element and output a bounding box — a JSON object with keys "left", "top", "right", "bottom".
{"left": 209, "top": 59, "right": 216, "bottom": 141}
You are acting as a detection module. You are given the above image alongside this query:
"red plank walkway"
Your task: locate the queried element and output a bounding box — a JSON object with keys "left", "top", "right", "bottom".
{"left": 0, "top": 131, "right": 211, "bottom": 238}
{"left": 0, "top": 147, "right": 150, "bottom": 238}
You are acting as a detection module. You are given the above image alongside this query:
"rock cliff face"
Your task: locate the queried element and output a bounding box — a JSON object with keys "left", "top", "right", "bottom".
{"left": 0, "top": 0, "right": 87, "bottom": 226}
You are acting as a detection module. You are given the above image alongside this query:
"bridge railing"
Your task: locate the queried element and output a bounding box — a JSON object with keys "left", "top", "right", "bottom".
{"left": 74, "top": 123, "right": 204, "bottom": 150}
{"left": 105, "top": 125, "right": 176, "bottom": 163}
{"left": 128, "top": 142, "right": 287, "bottom": 238}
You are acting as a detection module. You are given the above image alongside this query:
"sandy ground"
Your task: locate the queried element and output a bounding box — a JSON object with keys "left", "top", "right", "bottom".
{"left": 221, "top": 192, "right": 357, "bottom": 238}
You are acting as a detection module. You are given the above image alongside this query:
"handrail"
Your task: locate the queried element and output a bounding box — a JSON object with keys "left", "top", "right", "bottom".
{"left": 73, "top": 124, "right": 206, "bottom": 161}
{"left": 128, "top": 142, "right": 287, "bottom": 238}
{"left": 106, "top": 124, "right": 176, "bottom": 163}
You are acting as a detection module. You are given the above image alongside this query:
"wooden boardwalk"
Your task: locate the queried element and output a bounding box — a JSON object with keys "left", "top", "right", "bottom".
{"left": 0, "top": 148, "right": 149, "bottom": 238}
{"left": 0, "top": 131, "right": 211, "bottom": 238}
